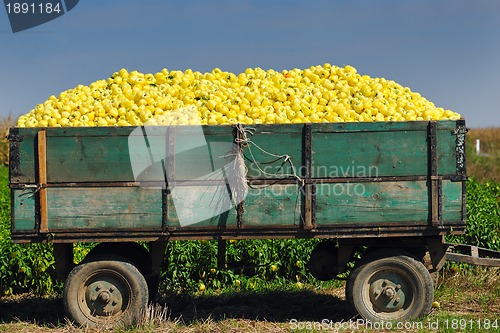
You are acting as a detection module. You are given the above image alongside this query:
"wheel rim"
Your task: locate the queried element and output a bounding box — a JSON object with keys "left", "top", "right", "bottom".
{"left": 77, "top": 269, "right": 132, "bottom": 323}
{"left": 362, "top": 267, "right": 414, "bottom": 320}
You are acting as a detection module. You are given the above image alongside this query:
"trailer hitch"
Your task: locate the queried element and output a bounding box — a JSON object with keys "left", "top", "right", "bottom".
{"left": 445, "top": 243, "right": 500, "bottom": 267}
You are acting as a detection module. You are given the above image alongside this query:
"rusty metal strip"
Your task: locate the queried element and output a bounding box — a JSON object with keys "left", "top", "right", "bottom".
{"left": 235, "top": 125, "right": 245, "bottom": 229}
{"left": 453, "top": 119, "right": 467, "bottom": 177}
{"left": 162, "top": 126, "right": 173, "bottom": 233}
{"left": 302, "top": 124, "right": 314, "bottom": 230}
{"left": 452, "top": 120, "right": 468, "bottom": 224}
{"left": 438, "top": 178, "right": 443, "bottom": 224}
{"left": 7, "top": 128, "right": 22, "bottom": 182}
{"left": 247, "top": 175, "right": 460, "bottom": 185}
{"left": 37, "top": 130, "right": 49, "bottom": 233}
{"left": 167, "top": 126, "right": 176, "bottom": 184}
{"left": 12, "top": 224, "right": 466, "bottom": 244}
{"left": 10, "top": 175, "right": 463, "bottom": 189}
{"left": 445, "top": 253, "right": 500, "bottom": 267}
{"left": 428, "top": 122, "right": 441, "bottom": 227}
{"left": 162, "top": 188, "right": 168, "bottom": 233}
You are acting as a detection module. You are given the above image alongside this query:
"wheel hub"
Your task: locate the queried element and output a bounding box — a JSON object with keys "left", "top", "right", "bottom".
{"left": 369, "top": 279, "right": 406, "bottom": 312}
{"left": 97, "top": 291, "right": 111, "bottom": 303}
{"left": 84, "top": 278, "right": 125, "bottom": 317}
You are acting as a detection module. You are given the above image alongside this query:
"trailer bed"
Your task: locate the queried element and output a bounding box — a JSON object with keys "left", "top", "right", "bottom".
{"left": 9, "top": 120, "right": 467, "bottom": 243}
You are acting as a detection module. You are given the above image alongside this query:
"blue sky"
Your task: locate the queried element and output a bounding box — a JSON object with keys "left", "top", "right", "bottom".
{"left": 1, "top": 0, "right": 499, "bottom": 127}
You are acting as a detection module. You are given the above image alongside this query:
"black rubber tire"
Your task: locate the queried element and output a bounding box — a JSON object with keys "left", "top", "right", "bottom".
{"left": 84, "top": 243, "right": 160, "bottom": 301}
{"left": 84, "top": 242, "right": 151, "bottom": 275}
{"left": 63, "top": 256, "right": 148, "bottom": 328}
{"left": 346, "top": 253, "right": 434, "bottom": 322}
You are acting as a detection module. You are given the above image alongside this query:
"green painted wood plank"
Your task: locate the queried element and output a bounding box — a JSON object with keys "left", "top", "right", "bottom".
{"left": 46, "top": 136, "right": 135, "bottom": 182}
{"left": 243, "top": 129, "right": 303, "bottom": 179}
{"left": 242, "top": 185, "right": 302, "bottom": 226}
{"left": 166, "top": 186, "right": 238, "bottom": 228}
{"left": 47, "top": 187, "right": 163, "bottom": 230}
{"left": 312, "top": 120, "right": 431, "bottom": 133}
{"left": 437, "top": 129, "right": 459, "bottom": 175}
{"left": 12, "top": 189, "right": 36, "bottom": 231}
{"left": 314, "top": 181, "right": 429, "bottom": 224}
{"left": 441, "top": 180, "right": 464, "bottom": 222}
{"left": 312, "top": 131, "right": 428, "bottom": 177}
{"left": 173, "top": 132, "right": 237, "bottom": 180}
{"left": 12, "top": 131, "right": 37, "bottom": 183}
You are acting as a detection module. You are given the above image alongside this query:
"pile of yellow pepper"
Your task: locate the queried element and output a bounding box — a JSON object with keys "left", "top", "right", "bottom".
{"left": 16, "top": 63, "right": 460, "bottom": 127}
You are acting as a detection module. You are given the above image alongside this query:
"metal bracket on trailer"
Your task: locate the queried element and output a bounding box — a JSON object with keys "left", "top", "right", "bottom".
{"left": 445, "top": 243, "right": 500, "bottom": 267}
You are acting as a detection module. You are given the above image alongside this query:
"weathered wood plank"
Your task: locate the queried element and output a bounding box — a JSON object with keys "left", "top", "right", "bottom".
{"left": 243, "top": 129, "right": 303, "bottom": 179}
{"left": 441, "top": 180, "right": 464, "bottom": 222}
{"left": 166, "top": 185, "right": 238, "bottom": 228}
{"left": 46, "top": 136, "right": 135, "bottom": 182}
{"left": 12, "top": 189, "right": 37, "bottom": 231}
{"left": 47, "top": 187, "right": 163, "bottom": 230}
{"left": 312, "top": 131, "right": 428, "bottom": 177}
{"left": 314, "top": 181, "right": 429, "bottom": 224}
{"left": 242, "top": 185, "right": 302, "bottom": 227}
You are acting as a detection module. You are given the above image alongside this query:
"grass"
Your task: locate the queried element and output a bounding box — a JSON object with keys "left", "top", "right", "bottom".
{"left": 1, "top": 268, "right": 500, "bottom": 332}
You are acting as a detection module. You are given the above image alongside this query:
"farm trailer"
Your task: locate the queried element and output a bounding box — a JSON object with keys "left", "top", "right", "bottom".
{"left": 8, "top": 119, "right": 497, "bottom": 326}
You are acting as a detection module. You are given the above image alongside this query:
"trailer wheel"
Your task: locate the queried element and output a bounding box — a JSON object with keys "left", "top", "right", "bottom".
{"left": 346, "top": 254, "right": 433, "bottom": 322}
{"left": 63, "top": 256, "right": 148, "bottom": 328}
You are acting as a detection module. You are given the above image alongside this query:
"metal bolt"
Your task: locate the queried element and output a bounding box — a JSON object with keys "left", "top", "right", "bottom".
{"left": 95, "top": 284, "right": 101, "bottom": 291}
{"left": 109, "top": 287, "right": 114, "bottom": 293}
{"left": 395, "top": 284, "right": 401, "bottom": 291}
{"left": 384, "top": 288, "right": 395, "bottom": 299}
{"left": 97, "top": 291, "right": 111, "bottom": 303}
{"left": 112, "top": 301, "right": 117, "bottom": 306}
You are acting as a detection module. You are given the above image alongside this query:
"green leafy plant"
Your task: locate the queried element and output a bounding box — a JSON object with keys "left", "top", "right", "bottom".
{"left": 447, "top": 178, "right": 500, "bottom": 250}
{"left": 0, "top": 167, "right": 59, "bottom": 295}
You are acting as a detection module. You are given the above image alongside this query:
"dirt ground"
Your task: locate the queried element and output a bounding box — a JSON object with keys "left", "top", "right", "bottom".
{"left": 1, "top": 273, "right": 499, "bottom": 333}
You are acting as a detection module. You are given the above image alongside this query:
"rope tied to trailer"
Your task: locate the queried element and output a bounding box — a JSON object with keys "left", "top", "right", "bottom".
{"left": 234, "top": 123, "right": 304, "bottom": 187}
{"left": 18, "top": 184, "right": 43, "bottom": 198}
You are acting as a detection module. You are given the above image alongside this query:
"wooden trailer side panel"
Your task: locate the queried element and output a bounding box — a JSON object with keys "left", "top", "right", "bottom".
{"left": 9, "top": 120, "right": 467, "bottom": 241}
